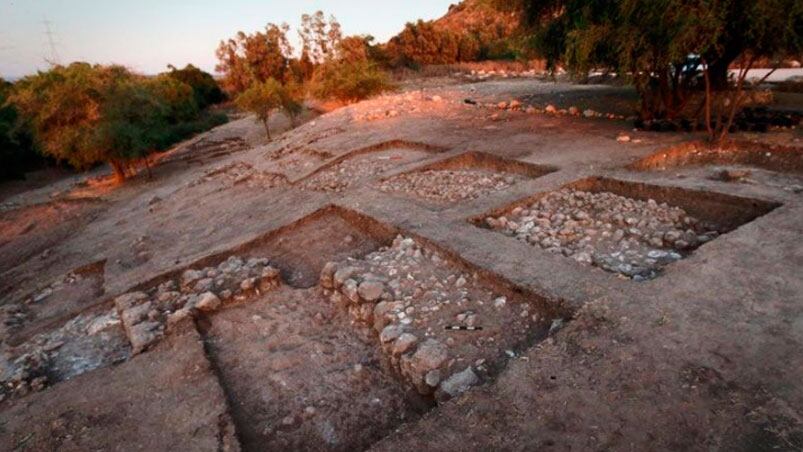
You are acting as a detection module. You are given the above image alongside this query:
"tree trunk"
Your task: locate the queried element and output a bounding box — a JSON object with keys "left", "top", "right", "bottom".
{"left": 110, "top": 160, "right": 126, "bottom": 184}
{"left": 263, "top": 115, "right": 271, "bottom": 141}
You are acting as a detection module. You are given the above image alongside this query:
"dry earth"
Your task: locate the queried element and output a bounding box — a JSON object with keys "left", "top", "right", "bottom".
{"left": 0, "top": 77, "right": 802, "bottom": 451}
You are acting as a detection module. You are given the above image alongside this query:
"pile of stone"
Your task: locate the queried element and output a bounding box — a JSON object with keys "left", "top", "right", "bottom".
{"left": 459, "top": 69, "right": 544, "bottom": 81}
{"left": 116, "top": 255, "right": 281, "bottom": 354}
{"left": 484, "top": 189, "right": 720, "bottom": 279}
{"left": 192, "top": 161, "right": 288, "bottom": 189}
{"left": 320, "top": 236, "right": 546, "bottom": 401}
{"left": 469, "top": 98, "right": 628, "bottom": 122}
{"left": 378, "top": 169, "right": 521, "bottom": 203}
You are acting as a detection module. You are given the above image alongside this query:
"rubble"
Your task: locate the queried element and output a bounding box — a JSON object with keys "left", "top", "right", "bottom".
{"left": 379, "top": 169, "right": 522, "bottom": 203}
{"left": 321, "top": 235, "right": 549, "bottom": 398}
{"left": 483, "top": 188, "right": 721, "bottom": 279}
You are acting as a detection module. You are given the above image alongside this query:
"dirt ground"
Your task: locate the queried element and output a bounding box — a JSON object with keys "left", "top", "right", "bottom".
{"left": 0, "top": 76, "right": 801, "bottom": 451}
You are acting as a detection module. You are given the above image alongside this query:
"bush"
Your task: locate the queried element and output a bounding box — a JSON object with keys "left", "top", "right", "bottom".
{"left": 310, "top": 59, "right": 393, "bottom": 102}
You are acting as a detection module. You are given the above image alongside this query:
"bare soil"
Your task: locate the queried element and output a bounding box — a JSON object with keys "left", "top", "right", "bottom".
{"left": 0, "top": 321, "right": 238, "bottom": 451}
{"left": 199, "top": 285, "right": 428, "bottom": 451}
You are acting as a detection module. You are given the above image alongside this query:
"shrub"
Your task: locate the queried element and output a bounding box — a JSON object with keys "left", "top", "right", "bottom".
{"left": 310, "top": 59, "right": 393, "bottom": 102}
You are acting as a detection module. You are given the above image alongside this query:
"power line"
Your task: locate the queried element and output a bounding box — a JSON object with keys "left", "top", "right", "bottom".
{"left": 42, "top": 17, "right": 61, "bottom": 66}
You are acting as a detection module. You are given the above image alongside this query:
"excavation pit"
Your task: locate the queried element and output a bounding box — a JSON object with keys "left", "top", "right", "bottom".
{"left": 377, "top": 151, "right": 558, "bottom": 205}
{"left": 322, "top": 233, "right": 568, "bottom": 402}
{"left": 472, "top": 177, "right": 780, "bottom": 280}
{"left": 297, "top": 140, "right": 448, "bottom": 192}
{"left": 628, "top": 141, "right": 803, "bottom": 175}
{"left": 199, "top": 285, "right": 430, "bottom": 451}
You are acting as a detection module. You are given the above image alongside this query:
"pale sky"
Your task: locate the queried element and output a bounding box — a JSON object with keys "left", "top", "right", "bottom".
{"left": 0, "top": 0, "right": 455, "bottom": 79}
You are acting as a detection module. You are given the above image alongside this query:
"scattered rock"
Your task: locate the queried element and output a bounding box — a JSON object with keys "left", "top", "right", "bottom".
{"left": 357, "top": 280, "right": 384, "bottom": 302}
{"left": 439, "top": 366, "right": 479, "bottom": 398}
{"left": 195, "top": 292, "right": 221, "bottom": 312}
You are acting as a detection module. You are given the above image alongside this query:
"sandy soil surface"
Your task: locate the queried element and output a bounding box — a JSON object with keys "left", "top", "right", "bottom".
{"left": 0, "top": 76, "right": 801, "bottom": 450}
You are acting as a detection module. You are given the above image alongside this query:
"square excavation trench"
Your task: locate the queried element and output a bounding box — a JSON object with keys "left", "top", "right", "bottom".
{"left": 196, "top": 206, "right": 569, "bottom": 451}
{"left": 627, "top": 141, "right": 803, "bottom": 175}
{"left": 471, "top": 177, "right": 781, "bottom": 280}
{"left": 376, "top": 151, "right": 558, "bottom": 207}
{"left": 295, "top": 140, "right": 448, "bottom": 192}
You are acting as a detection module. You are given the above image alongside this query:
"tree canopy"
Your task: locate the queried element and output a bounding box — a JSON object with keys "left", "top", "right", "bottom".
{"left": 509, "top": 0, "right": 803, "bottom": 123}
{"left": 9, "top": 62, "right": 226, "bottom": 182}
{"left": 215, "top": 23, "right": 294, "bottom": 94}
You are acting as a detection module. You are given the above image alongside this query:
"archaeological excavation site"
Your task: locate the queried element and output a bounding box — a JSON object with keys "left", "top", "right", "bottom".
{"left": 2, "top": 80, "right": 801, "bottom": 450}
{"left": 1, "top": 1, "right": 802, "bottom": 450}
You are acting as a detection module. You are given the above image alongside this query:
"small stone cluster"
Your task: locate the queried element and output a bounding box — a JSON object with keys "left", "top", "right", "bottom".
{"left": 477, "top": 99, "right": 628, "bottom": 121}
{"left": 484, "top": 189, "right": 720, "bottom": 279}
{"left": 192, "top": 161, "right": 288, "bottom": 189}
{"left": 378, "top": 169, "right": 521, "bottom": 203}
{"left": 320, "top": 236, "right": 546, "bottom": 400}
{"left": 458, "top": 69, "right": 544, "bottom": 81}
{"left": 115, "top": 255, "right": 281, "bottom": 354}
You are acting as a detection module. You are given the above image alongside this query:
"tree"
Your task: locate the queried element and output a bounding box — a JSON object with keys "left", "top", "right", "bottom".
{"left": 0, "top": 79, "right": 40, "bottom": 181}
{"left": 299, "top": 11, "right": 342, "bottom": 65}
{"left": 10, "top": 63, "right": 123, "bottom": 173}
{"left": 166, "top": 64, "right": 225, "bottom": 108}
{"left": 280, "top": 80, "right": 304, "bottom": 127}
{"left": 215, "top": 23, "right": 293, "bottom": 94}
{"left": 91, "top": 79, "right": 168, "bottom": 180}
{"left": 9, "top": 62, "right": 216, "bottom": 183}
{"left": 386, "top": 20, "right": 460, "bottom": 67}
{"left": 509, "top": 0, "right": 803, "bottom": 141}
{"left": 235, "top": 78, "right": 286, "bottom": 139}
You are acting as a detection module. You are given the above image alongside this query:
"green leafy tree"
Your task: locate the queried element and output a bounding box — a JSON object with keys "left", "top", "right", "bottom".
{"left": 9, "top": 62, "right": 220, "bottom": 183}
{"left": 165, "top": 64, "right": 225, "bottom": 108}
{"left": 310, "top": 59, "right": 393, "bottom": 103}
{"left": 280, "top": 80, "right": 304, "bottom": 126}
{"left": 10, "top": 63, "right": 124, "bottom": 173}
{"left": 0, "top": 79, "right": 40, "bottom": 181}
{"left": 215, "top": 23, "right": 293, "bottom": 94}
{"left": 91, "top": 79, "right": 167, "bottom": 180}
{"left": 235, "top": 78, "right": 286, "bottom": 139}
{"left": 386, "top": 20, "right": 460, "bottom": 67}
{"left": 509, "top": 0, "right": 803, "bottom": 139}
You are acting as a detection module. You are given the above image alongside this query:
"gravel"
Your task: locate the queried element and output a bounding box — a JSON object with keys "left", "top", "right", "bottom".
{"left": 378, "top": 169, "right": 521, "bottom": 203}
{"left": 300, "top": 149, "right": 429, "bottom": 193}
{"left": 484, "top": 188, "right": 720, "bottom": 279}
